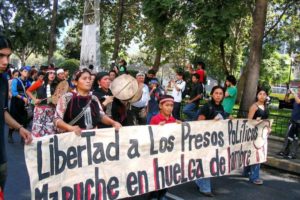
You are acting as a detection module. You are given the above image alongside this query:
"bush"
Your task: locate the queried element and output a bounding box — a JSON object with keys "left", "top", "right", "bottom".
{"left": 59, "top": 59, "right": 80, "bottom": 76}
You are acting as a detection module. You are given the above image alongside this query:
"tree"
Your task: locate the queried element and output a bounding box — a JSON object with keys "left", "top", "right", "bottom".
{"left": 0, "top": 0, "right": 52, "bottom": 66}
{"left": 141, "top": 0, "right": 181, "bottom": 71}
{"left": 236, "top": 0, "right": 300, "bottom": 103}
{"left": 239, "top": 0, "right": 268, "bottom": 116}
{"left": 112, "top": 0, "right": 125, "bottom": 61}
{"left": 188, "top": 0, "right": 253, "bottom": 80}
{"left": 60, "top": 0, "right": 84, "bottom": 60}
{"left": 48, "top": 0, "right": 58, "bottom": 64}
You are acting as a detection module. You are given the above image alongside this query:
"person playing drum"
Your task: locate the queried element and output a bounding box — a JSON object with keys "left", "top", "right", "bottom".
{"left": 54, "top": 69, "right": 121, "bottom": 135}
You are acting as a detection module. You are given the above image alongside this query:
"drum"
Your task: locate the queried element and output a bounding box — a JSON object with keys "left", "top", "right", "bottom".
{"left": 51, "top": 80, "right": 69, "bottom": 105}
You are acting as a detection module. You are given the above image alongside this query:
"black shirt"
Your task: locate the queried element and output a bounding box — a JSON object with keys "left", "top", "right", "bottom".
{"left": 189, "top": 82, "right": 203, "bottom": 105}
{"left": 93, "top": 87, "right": 127, "bottom": 125}
{"left": 0, "top": 73, "right": 8, "bottom": 164}
{"left": 199, "top": 101, "right": 226, "bottom": 120}
{"left": 63, "top": 94, "right": 102, "bottom": 129}
{"left": 253, "top": 104, "right": 268, "bottom": 120}
{"left": 93, "top": 87, "right": 113, "bottom": 108}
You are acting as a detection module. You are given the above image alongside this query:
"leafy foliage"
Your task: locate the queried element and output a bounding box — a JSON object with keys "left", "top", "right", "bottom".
{"left": 59, "top": 59, "right": 80, "bottom": 75}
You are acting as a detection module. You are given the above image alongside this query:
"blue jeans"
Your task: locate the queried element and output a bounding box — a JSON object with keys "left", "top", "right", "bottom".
{"left": 244, "top": 164, "right": 260, "bottom": 182}
{"left": 183, "top": 103, "right": 198, "bottom": 121}
{"left": 172, "top": 102, "right": 181, "bottom": 120}
{"left": 195, "top": 178, "right": 211, "bottom": 193}
{"left": 147, "top": 111, "right": 159, "bottom": 124}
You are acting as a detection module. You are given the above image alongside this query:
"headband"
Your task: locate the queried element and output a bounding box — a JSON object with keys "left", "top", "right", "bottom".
{"left": 160, "top": 98, "right": 174, "bottom": 104}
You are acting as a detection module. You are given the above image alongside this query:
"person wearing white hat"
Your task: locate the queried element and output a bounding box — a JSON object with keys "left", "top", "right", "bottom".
{"left": 56, "top": 68, "right": 65, "bottom": 81}
{"left": 127, "top": 72, "right": 150, "bottom": 125}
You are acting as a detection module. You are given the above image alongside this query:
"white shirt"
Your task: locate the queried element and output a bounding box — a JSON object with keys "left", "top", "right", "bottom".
{"left": 131, "top": 84, "right": 150, "bottom": 108}
{"left": 172, "top": 80, "right": 186, "bottom": 103}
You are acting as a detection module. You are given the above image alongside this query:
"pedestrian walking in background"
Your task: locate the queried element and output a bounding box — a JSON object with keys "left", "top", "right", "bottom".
{"left": 277, "top": 86, "right": 300, "bottom": 159}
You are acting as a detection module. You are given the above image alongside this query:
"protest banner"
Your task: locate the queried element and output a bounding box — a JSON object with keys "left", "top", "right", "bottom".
{"left": 25, "top": 119, "right": 271, "bottom": 200}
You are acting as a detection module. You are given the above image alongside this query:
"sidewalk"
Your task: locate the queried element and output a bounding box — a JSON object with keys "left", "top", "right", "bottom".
{"left": 265, "top": 135, "right": 300, "bottom": 174}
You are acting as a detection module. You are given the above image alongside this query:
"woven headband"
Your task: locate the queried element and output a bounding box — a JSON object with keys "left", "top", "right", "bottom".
{"left": 160, "top": 98, "right": 174, "bottom": 104}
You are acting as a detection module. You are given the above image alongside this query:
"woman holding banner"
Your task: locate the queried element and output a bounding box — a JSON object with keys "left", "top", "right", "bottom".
{"left": 54, "top": 68, "right": 121, "bottom": 135}
{"left": 196, "top": 85, "right": 227, "bottom": 197}
{"left": 244, "top": 88, "right": 269, "bottom": 185}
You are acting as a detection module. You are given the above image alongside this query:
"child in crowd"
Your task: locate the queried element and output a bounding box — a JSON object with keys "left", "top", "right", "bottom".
{"left": 149, "top": 95, "right": 178, "bottom": 200}
{"left": 150, "top": 95, "right": 177, "bottom": 125}
{"left": 147, "top": 78, "right": 165, "bottom": 124}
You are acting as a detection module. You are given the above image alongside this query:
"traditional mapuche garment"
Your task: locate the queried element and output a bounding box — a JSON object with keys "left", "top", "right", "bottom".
{"left": 27, "top": 80, "right": 57, "bottom": 137}
{"left": 54, "top": 91, "right": 105, "bottom": 131}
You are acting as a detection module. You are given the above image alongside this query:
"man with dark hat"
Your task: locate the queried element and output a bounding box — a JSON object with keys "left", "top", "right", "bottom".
{"left": 146, "top": 78, "right": 165, "bottom": 124}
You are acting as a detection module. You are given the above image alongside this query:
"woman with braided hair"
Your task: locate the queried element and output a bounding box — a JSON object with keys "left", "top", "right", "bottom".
{"left": 54, "top": 68, "right": 121, "bottom": 135}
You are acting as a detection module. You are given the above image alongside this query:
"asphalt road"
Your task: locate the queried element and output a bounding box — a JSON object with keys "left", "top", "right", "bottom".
{"left": 3, "top": 131, "right": 300, "bottom": 200}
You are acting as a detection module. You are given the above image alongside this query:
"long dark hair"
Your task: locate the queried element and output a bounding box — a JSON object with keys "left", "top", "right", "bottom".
{"left": 43, "top": 72, "right": 59, "bottom": 93}
{"left": 255, "top": 88, "right": 268, "bottom": 104}
{"left": 0, "top": 35, "right": 12, "bottom": 50}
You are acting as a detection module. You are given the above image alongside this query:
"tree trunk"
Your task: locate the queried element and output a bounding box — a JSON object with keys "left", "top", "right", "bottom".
{"left": 48, "top": 0, "right": 58, "bottom": 64}
{"left": 112, "top": 0, "right": 125, "bottom": 62}
{"left": 153, "top": 46, "right": 163, "bottom": 72}
{"left": 239, "top": 0, "right": 268, "bottom": 117}
{"left": 20, "top": 49, "right": 26, "bottom": 67}
{"left": 220, "top": 39, "right": 229, "bottom": 76}
{"left": 236, "top": 69, "right": 247, "bottom": 104}
{"left": 152, "top": 24, "right": 166, "bottom": 72}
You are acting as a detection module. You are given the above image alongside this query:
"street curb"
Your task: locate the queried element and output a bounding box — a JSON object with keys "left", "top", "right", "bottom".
{"left": 264, "top": 155, "right": 300, "bottom": 175}
{"left": 263, "top": 136, "right": 300, "bottom": 175}
{"left": 269, "top": 135, "right": 284, "bottom": 142}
